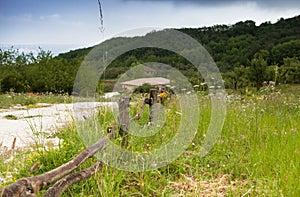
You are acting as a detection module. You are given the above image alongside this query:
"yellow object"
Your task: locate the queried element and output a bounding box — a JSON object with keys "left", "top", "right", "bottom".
{"left": 160, "top": 92, "right": 167, "bottom": 98}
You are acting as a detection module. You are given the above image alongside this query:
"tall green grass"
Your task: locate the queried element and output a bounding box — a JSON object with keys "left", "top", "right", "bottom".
{"left": 0, "top": 88, "right": 299, "bottom": 196}
{"left": 0, "top": 92, "right": 71, "bottom": 109}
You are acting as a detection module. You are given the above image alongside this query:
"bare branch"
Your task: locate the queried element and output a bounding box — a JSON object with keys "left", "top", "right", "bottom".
{"left": 0, "top": 130, "right": 115, "bottom": 197}
{"left": 43, "top": 162, "right": 103, "bottom": 197}
{"left": 131, "top": 101, "right": 146, "bottom": 121}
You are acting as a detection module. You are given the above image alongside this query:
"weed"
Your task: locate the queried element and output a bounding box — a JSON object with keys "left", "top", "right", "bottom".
{"left": 3, "top": 114, "right": 18, "bottom": 120}
{"left": 0, "top": 92, "right": 71, "bottom": 109}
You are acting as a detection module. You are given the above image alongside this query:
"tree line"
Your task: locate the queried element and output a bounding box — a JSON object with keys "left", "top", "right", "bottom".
{"left": 0, "top": 48, "right": 81, "bottom": 94}
{"left": 1, "top": 15, "right": 300, "bottom": 94}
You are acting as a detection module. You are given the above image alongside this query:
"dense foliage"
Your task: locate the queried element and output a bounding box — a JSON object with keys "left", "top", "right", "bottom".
{"left": 1, "top": 15, "right": 299, "bottom": 93}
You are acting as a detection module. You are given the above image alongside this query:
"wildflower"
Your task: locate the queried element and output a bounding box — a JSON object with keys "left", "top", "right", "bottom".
{"left": 152, "top": 162, "right": 157, "bottom": 167}
{"left": 160, "top": 92, "right": 167, "bottom": 99}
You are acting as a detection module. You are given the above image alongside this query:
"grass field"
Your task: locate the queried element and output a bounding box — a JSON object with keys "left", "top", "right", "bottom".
{"left": 0, "top": 86, "right": 299, "bottom": 196}
{"left": 0, "top": 92, "right": 71, "bottom": 109}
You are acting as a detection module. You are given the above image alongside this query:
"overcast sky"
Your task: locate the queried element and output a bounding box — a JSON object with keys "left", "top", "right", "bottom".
{"left": 0, "top": 0, "right": 299, "bottom": 53}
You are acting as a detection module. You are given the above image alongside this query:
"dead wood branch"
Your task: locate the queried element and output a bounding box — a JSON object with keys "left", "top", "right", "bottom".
{"left": 131, "top": 99, "right": 147, "bottom": 121}
{"left": 43, "top": 162, "right": 102, "bottom": 197}
{"left": 0, "top": 130, "right": 115, "bottom": 197}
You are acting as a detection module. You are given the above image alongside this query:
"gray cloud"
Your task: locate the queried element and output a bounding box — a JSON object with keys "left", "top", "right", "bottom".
{"left": 254, "top": 0, "right": 300, "bottom": 8}
{"left": 123, "top": 0, "right": 300, "bottom": 8}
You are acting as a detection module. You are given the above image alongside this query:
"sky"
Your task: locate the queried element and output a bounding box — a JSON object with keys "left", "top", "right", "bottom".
{"left": 0, "top": 0, "right": 299, "bottom": 54}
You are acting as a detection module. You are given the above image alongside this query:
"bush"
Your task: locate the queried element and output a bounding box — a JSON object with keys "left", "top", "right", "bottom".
{"left": 134, "top": 83, "right": 155, "bottom": 93}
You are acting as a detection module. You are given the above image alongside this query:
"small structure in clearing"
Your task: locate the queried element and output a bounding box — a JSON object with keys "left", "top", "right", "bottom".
{"left": 121, "top": 77, "right": 170, "bottom": 91}
{"left": 143, "top": 66, "right": 157, "bottom": 75}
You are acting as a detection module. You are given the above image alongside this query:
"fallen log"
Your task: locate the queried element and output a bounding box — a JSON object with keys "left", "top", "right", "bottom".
{"left": 43, "top": 162, "right": 102, "bottom": 197}
{"left": 0, "top": 129, "right": 115, "bottom": 197}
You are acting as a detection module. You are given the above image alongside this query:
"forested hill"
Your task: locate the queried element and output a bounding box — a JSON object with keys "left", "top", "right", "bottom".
{"left": 179, "top": 15, "right": 300, "bottom": 70}
{"left": 58, "top": 15, "right": 300, "bottom": 70}
{"left": 1, "top": 15, "right": 299, "bottom": 93}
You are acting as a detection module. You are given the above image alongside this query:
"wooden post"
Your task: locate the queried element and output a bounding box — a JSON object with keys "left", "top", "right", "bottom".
{"left": 118, "top": 97, "right": 130, "bottom": 147}
{"left": 149, "top": 89, "right": 158, "bottom": 123}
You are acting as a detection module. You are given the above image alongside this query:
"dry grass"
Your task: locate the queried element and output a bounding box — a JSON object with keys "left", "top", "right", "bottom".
{"left": 167, "top": 173, "right": 253, "bottom": 197}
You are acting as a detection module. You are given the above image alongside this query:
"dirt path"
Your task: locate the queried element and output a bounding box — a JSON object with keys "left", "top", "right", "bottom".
{"left": 0, "top": 102, "right": 117, "bottom": 150}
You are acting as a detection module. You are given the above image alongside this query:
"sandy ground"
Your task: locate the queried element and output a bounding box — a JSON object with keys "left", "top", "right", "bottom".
{"left": 0, "top": 102, "right": 117, "bottom": 151}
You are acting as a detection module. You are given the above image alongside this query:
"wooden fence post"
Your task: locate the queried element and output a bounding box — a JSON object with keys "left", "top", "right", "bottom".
{"left": 149, "top": 89, "right": 158, "bottom": 123}
{"left": 118, "top": 97, "right": 130, "bottom": 147}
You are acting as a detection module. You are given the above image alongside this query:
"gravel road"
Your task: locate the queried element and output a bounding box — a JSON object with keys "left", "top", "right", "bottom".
{"left": 0, "top": 102, "right": 117, "bottom": 150}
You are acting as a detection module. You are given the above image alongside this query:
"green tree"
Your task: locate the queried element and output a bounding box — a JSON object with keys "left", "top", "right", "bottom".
{"left": 249, "top": 54, "right": 268, "bottom": 90}
{"left": 279, "top": 57, "right": 300, "bottom": 84}
{"left": 134, "top": 83, "right": 154, "bottom": 93}
{"left": 272, "top": 40, "right": 300, "bottom": 65}
{"left": 224, "top": 65, "right": 249, "bottom": 89}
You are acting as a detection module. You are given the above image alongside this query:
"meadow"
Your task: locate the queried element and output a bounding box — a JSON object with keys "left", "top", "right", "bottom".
{"left": 0, "top": 92, "right": 71, "bottom": 109}
{"left": 0, "top": 85, "right": 299, "bottom": 196}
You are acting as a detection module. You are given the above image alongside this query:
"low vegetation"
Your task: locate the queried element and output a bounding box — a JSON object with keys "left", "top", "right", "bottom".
{"left": 1, "top": 86, "right": 299, "bottom": 196}
{"left": 3, "top": 114, "right": 18, "bottom": 120}
{"left": 0, "top": 92, "right": 71, "bottom": 109}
